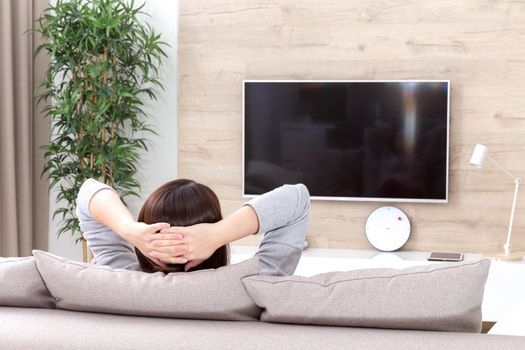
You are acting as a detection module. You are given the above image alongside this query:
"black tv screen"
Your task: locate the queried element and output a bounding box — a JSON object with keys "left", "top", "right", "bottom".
{"left": 243, "top": 80, "right": 450, "bottom": 203}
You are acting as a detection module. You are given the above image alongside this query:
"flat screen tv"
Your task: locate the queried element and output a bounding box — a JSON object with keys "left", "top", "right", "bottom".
{"left": 243, "top": 80, "right": 450, "bottom": 203}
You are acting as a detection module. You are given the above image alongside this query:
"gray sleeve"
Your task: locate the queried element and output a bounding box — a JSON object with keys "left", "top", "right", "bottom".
{"left": 243, "top": 184, "right": 310, "bottom": 276}
{"left": 75, "top": 179, "right": 140, "bottom": 271}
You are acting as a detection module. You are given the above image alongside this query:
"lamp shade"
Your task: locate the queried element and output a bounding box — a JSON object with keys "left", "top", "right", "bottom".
{"left": 470, "top": 144, "right": 488, "bottom": 167}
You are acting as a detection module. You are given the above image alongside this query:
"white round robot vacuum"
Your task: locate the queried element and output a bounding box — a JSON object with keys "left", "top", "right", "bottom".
{"left": 365, "top": 206, "right": 411, "bottom": 252}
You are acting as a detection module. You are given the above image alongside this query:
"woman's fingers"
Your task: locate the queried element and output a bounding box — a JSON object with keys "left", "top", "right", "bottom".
{"left": 148, "top": 256, "right": 169, "bottom": 268}
{"left": 148, "top": 222, "right": 171, "bottom": 233}
{"left": 151, "top": 238, "right": 185, "bottom": 247}
{"left": 150, "top": 250, "right": 187, "bottom": 264}
{"left": 184, "top": 259, "right": 204, "bottom": 272}
{"left": 153, "top": 227, "right": 189, "bottom": 245}
{"left": 151, "top": 233, "right": 182, "bottom": 245}
{"left": 162, "top": 257, "right": 188, "bottom": 264}
{"left": 153, "top": 255, "right": 187, "bottom": 264}
{"left": 151, "top": 245, "right": 187, "bottom": 255}
{"left": 159, "top": 226, "right": 188, "bottom": 234}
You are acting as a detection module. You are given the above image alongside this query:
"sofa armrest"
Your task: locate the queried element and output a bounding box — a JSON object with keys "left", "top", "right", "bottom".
{"left": 489, "top": 298, "right": 525, "bottom": 336}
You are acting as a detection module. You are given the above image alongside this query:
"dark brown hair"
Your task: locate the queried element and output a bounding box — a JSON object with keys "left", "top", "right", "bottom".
{"left": 135, "top": 179, "right": 229, "bottom": 274}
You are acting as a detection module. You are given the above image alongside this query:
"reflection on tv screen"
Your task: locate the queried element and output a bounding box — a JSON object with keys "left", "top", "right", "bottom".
{"left": 244, "top": 81, "right": 449, "bottom": 202}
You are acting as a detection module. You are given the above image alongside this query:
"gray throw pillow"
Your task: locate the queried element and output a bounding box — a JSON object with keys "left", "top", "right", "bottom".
{"left": 33, "top": 250, "right": 261, "bottom": 321}
{"left": 242, "top": 259, "right": 491, "bottom": 333}
{"left": 0, "top": 256, "right": 55, "bottom": 309}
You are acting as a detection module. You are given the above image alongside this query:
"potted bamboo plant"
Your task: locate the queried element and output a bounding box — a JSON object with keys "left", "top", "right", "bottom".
{"left": 34, "top": 0, "right": 167, "bottom": 261}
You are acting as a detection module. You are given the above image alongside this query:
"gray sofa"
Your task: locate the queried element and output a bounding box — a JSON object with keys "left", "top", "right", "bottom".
{"left": 1, "top": 307, "right": 525, "bottom": 350}
{"left": 1, "top": 252, "right": 525, "bottom": 349}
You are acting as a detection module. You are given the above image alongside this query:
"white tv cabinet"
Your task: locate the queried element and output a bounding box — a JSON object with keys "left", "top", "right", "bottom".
{"left": 230, "top": 245, "right": 525, "bottom": 323}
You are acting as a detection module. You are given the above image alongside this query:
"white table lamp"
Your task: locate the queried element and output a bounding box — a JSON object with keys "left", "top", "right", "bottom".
{"left": 469, "top": 144, "right": 522, "bottom": 260}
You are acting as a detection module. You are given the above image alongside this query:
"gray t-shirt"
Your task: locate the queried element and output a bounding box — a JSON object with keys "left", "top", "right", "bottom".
{"left": 76, "top": 179, "right": 310, "bottom": 276}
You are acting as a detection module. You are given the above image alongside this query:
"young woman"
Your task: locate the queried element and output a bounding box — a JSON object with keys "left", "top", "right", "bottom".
{"left": 76, "top": 178, "right": 310, "bottom": 276}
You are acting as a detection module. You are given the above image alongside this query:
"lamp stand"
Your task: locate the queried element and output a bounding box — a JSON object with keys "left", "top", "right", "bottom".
{"left": 485, "top": 176, "right": 523, "bottom": 261}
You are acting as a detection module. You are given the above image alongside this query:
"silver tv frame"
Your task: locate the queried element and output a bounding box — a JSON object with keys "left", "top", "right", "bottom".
{"left": 242, "top": 79, "right": 450, "bottom": 203}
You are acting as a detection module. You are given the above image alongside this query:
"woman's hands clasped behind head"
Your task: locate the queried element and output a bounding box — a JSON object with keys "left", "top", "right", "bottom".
{"left": 149, "top": 222, "right": 223, "bottom": 271}
{"left": 124, "top": 221, "right": 188, "bottom": 268}
{"left": 145, "top": 205, "right": 260, "bottom": 271}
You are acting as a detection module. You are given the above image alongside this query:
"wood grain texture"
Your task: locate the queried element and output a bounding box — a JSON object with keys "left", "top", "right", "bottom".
{"left": 178, "top": 0, "right": 525, "bottom": 253}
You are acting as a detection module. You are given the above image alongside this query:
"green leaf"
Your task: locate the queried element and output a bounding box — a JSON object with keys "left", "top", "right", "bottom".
{"left": 33, "top": 0, "right": 167, "bottom": 241}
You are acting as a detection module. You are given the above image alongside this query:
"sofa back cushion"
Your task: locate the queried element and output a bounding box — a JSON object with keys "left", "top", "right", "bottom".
{"left": 33, "top": 250, "right": 261, "bottom": 321}
{"left": 242, "top": 259, "right": 491, "bottom": 332}
{"left": 0, "top": 256, "right": 55, "bottom": 309}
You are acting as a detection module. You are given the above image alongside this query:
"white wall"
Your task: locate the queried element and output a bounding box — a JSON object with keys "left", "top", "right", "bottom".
{"left": 48, "top": 0, "right": 179, "bottom": 260}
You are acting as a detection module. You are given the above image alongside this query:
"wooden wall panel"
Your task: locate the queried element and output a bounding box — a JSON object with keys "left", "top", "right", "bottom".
{"left": 178, "top": 0, "right": 525, "bottom": 253}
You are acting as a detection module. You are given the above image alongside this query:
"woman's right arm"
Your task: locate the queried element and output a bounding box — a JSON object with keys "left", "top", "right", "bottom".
{"left": 76, "top": 179, "right": 186, "bottom": 269}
